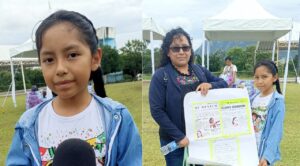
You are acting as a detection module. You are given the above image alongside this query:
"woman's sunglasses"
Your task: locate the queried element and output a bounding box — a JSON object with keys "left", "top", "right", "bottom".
{"left": 169, "top": 46, "right": 191, "bottom": 53}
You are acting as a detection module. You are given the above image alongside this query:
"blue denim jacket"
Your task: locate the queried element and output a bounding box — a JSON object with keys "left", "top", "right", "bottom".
{"left": 251, "top": 91, "right": 285, "bottom": 165}
{"left": 6, "top": 94, "right": 142, "bottom": 166}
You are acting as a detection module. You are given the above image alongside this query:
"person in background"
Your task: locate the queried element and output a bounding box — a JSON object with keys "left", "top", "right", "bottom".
{"left": 221, "top": 56, "right": 237, "bottom": 87}
{"left": 26, "top": 85, "right": 43, "bottom": 109}
{"left": 149, "top": 27, "right": 227, "bottom": 166}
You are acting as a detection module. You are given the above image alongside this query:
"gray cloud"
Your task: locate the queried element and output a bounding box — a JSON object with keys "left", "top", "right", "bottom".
{"left": 143, "top": 0, "right": 300, "bottom": 48}
{"left": 1, "top": 0, "right": 300, "bottom": 50}
{"left": 0, "top": 0, "right": 142, "bottom": 48}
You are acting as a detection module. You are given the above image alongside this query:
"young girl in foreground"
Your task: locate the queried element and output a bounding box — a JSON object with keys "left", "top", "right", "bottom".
{"left": 251, "top": 60, "right": 285, "bottom": 166}
{"left": 6, "top": 10, "right": 141, "bottom": 166}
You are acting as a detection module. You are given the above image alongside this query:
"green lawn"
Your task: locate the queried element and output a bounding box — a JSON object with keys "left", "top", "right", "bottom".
{"left": 2, "top": 80, "right": 299, "bottom": 165}
{"left": 142, "top": 82, "right": 300, "bottom": 166}
{"left": 0, "top": 81, "right": 142, "bottom": 164}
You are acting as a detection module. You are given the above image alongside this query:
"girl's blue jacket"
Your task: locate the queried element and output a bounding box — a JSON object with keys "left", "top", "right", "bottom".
{"left": 6, "top": 94, "right": 142, "bottom": 166}
{"left": 251, "top": 91, "right": 285, "bottom": 165}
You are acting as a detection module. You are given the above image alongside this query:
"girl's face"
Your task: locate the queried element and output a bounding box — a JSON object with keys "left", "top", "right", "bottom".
{"left": 254, "top": 66, "right": 277, "bottom": 96}
{"left": 225, "top": 60, "right": 232, "bottom": 66}
{"left": 39, "top": 22, "right": 100, "bottom": 100}
{"left": 167, "top": 35, "right": 191, "bottom": 68}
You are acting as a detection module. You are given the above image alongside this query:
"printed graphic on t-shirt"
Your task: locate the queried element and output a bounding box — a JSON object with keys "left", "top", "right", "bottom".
{"left": 251, "top": 106, "right": 267, "bottom": 133}
{"left": 39, "top": 132, "right": 106, "bottom": 166}
{"left": 251, "top": 93, "right": 272, "bottom": 149}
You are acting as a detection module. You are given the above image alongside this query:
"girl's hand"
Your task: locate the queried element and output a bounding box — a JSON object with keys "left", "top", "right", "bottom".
{"left": 196, "top": 83, "right": 212, "bottom": 96}
{"left": 178, "top": 136, "right": 189, "bottom": 148}
{"left": 258, "top": 159, "right": 268, "bottom": 166}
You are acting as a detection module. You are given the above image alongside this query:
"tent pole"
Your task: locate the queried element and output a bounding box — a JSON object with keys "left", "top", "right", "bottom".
{"left": 298, "top": 32, "right": 300, "bottom": 80}
{"left": 254, "top": 41, "right": 259, "bottom": 66}
{"left": 283, "top": 31, "right": 292, "bottom": 96}
{"left": 1, "top": 83, "right": 12, "bottom": 108}
{"left": 20, "top": 61, "right": 26, "bottom": 93}
{"left": 202, "top": 34, "right": 205, "bottom": 67}
{"left": 271, "top": 41, "right": 276, "bottom": 61}
{"left": 150, "top": 30, "right": 155, "bottom": 75}
{"left": 207, "top": 41, "right": 210, "bottom": 70}
{"left": 276, "top": 41, "right": 279, "bottom": 66}
{"left": 10, "top": 58, "right": 17, "bottom": 107}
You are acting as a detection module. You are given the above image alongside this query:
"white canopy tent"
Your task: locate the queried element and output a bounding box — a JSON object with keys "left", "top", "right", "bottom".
{"left": 9, "top": 39, "right": 38, "bottom": 107}
{"left": 202, "top": 0, "right": 293, "bottom": 96}
{"left": 142, "top": 17, "right": 165, "bottom": 75}
{"left": 278, "top": 22, "right": 300, "bottom": 84}
{"left": 279, "top": 22, "right": 300, "bottom": 42}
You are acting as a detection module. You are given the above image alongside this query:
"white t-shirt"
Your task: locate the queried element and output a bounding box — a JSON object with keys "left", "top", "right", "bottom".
{"left": 251, "top": 92, "right": 273, "bottom": 150}
{"left": 221, "top": 64, "right": 237, "bottom": 86}
{"left": 38, "top": 98, "right": 106, "bottom": 166}
{"left": 223, "top": 64, "right": 237, "bottom": 74}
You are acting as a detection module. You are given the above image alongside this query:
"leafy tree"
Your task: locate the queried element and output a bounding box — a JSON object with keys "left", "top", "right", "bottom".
{"left": 195, "top": 50, "right": 225, "bottom": 72}
{"left": 227, "top": 47, "right": 246, "bottom": 71}
{"left": 256, "top": 52, "right": 271, "bottom": 64}
{"left": 24, "top": 68, "right": 45, "bottom": 88}
{"left": 154, "top": 48, "right": 161, "bottom": 70}
{"left": 195, "top": 54, "right": 205, "bottom": 66}
{"left": 120, "top": 40, "right": 147, "bottom": 78}
{"left": 142, "top": 49, "right": 151, "bottom": 74}
{"left": 0, "top": 70, "right": 12, "bottom": 91}
{"left": 143, "top": 47, "right": 161, "bottom": 74}
{"left": 243, "top": 46, "right": 255, "bottom": 72}
{"left": 209, "top": 50, "right": 225, "bottom": 72}
{"left": 101, "top": 45, "right": 121, "bottom": 74}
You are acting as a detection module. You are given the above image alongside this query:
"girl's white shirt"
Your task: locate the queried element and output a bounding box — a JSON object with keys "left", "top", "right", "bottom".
{"left": 38, "top": 97, "right": 106, "bottom": 165}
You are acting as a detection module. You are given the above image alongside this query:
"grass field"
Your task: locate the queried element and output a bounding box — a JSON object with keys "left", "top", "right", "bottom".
{"left": 2, "top": 80, "right": 299, "bottom": 165}
{"left": 0, "top": 81, "right": 142, "bottom": 164}
{"left": 142, "top": 81, "right": 300, "bottom": 166}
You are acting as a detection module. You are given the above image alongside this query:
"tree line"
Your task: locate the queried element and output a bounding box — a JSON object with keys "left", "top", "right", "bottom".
{"left": 0, "top": 41, "right": 298, "bottom": 92}
{"left": 0, "top": 40, "right": 146, "bottom": 92}
{"left": 143, "top": 45, "right": 299, "bottom": 78}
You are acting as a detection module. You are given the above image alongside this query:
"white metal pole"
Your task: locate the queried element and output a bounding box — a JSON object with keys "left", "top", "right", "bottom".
{"left": 202, "top": 33, "right": 205, "bottom": 67}
{"left": 207, "top": 41, "right": 210, "bottom": 70}
{"left": 254, "top": 41, "right": 260, "bottom": 66}
{"left": 271, "top": 41, "right": 276, "bottom": 61}
{"left": 10, "top": 58, "right": 17, "bottom": 107}
{"left": 20, "top": 61, "right": 27, "bottom": 93}
{"left": 1, "top": 83, "right": 12, "bottom": 107}
{"left": 150, "top": 30, "right": 155, "bottom": 75}
{"left": 283, "top": 31, "right": 292, "bottom": 96}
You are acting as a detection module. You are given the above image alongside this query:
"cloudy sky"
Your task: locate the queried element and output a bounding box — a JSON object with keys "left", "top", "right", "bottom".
{"left": 1, "top": 0, "right": 300, "bottom": 51}
{"left": 143, "top": 0, "right": 300, "bottom": 49}
{"left": 0, "top": 0, "right": 142, "bottom": 48}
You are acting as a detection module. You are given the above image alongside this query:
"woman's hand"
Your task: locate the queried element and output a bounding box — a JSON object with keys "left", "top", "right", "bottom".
{"left": 258, "top": 159, "right": 268, "bottom": 166}
{"left": 196, "top": 83, "right": 212, "bottom": 96}
{"left": 177, "top": 136, "right": 189, "bottom": 148}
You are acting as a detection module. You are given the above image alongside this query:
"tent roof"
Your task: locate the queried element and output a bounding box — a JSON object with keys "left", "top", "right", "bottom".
{"left": 142, "top": 17, "right": 165, "bottom": 41}
{"left": 10, "top": 39, "right": 38, "bottom": 59}
{"left": 279, "top": 22, "right": 300, "bottom": 42}
{"left": 203, "top": 0, "right": 292, "bottom": 41}
{"left": 0, "top": 45, "right": 16, "bottom": 61}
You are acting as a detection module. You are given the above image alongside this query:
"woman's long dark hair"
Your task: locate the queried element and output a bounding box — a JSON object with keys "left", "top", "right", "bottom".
{"left": 254, "top": 60, "right": 282, "bottom": 94}
{"left": 35, "top": 10, "right": 106, "bottom": 97}
{"left": 160, "top": 27, "right": 194, "bottom": 67}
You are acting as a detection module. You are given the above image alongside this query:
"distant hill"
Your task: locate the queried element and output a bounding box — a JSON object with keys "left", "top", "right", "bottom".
{"left": 194, "top": 41, "right": 298, "bottom": 60}
{"left": 195, "top": 41, "right": 256, "bottom": 55}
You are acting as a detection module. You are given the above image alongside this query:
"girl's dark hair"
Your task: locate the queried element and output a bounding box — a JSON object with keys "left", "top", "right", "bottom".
{"left": 225, "top": 56, "right": 232, "bottom": 61}
{"left": 35, "top": 10, "right": 106, "bottom": 97}
{"left": 160, "top": 27, "right": 194, "bottom": 67}
{"left": 254, "top": 60, "right": 282, "bottom": 94}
